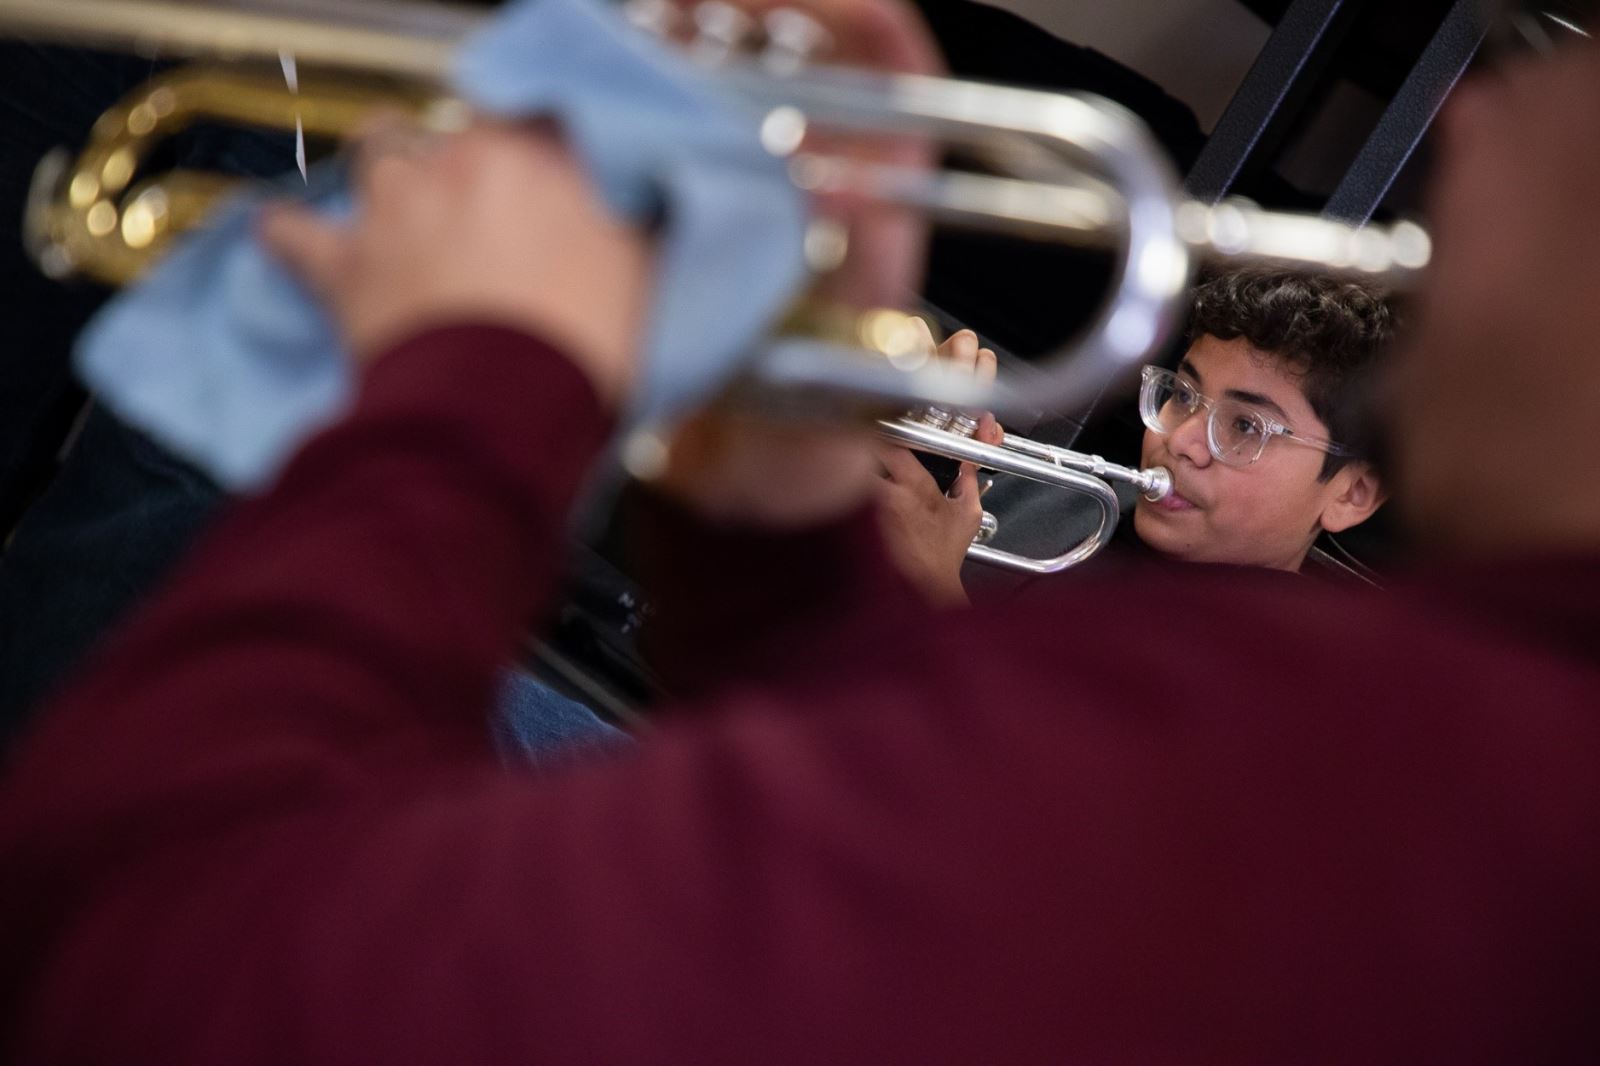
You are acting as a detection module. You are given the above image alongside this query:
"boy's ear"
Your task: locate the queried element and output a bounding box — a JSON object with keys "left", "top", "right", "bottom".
{"left": 1320, "top": 461, "right": 1387, "bottom": 534}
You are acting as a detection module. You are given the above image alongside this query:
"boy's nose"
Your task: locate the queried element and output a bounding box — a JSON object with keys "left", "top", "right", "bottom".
{"left": 1166, "top": 407, "right": 1213, "bottom": 467}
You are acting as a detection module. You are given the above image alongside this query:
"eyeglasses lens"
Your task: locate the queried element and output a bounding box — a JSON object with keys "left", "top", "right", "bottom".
{"left": 1209, "top": 401, "right": 1269, "bottom": 466}
{"left": 1141, "top": 369, "right": 1270, "bottom": 467}
{"left": 1142, "top": 371, "right": 1192, "bottom": 433}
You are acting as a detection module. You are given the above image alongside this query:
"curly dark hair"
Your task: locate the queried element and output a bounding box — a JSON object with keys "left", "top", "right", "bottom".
{"left": 1188, "top": 269, "right": 1396, "bottom": 480}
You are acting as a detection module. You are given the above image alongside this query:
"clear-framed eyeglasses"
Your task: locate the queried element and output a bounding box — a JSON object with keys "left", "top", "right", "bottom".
{"left": 1138, "top": 366, "right": 1353, "bottom": 468}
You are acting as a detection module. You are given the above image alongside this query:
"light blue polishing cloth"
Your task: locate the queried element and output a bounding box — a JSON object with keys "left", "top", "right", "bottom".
{"left": 76, "top": 0, "right": 809, "bottom": 492}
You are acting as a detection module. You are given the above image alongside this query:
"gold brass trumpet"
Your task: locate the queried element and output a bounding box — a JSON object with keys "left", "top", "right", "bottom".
{"left": 24, "top": 67, "right": 453, "bottom": 285}
{"left": 0, "top": 0, "right": 1429, "bottom": 572}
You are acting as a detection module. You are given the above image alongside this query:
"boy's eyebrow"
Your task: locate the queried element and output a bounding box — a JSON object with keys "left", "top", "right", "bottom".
{"left": 1181, "top": 358, "right": 1294, "bottom": 422}
{"left": 1225, "top": 388, "right": 1289, "bottom": 421}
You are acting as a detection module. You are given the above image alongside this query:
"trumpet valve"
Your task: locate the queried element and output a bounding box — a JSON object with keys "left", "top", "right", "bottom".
{"left": 910, "top": 406, "right": 981, "bottom": 438}
{"left": 622, "top": 0, "right": 682, "bottom": 37}
{"left": 761, "top": 8, "right": 832, "bottom": 74}
{"left": 691, "top": 1, "right": 758, "bottom": 62}
{"left": 947, "top": 412, "right": 981, "bottom": 439}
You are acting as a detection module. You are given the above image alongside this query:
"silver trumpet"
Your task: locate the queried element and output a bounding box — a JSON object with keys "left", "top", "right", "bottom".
{"left": 0, "top": 0, "right": 1429, "bottom": 572}
{"left": 878, "top": 411, "right": 1169, "bottom": 574}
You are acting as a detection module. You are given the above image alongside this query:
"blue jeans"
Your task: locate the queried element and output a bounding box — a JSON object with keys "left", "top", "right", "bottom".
{"left": 492, "top": 673, "right": 631, "bottom": 770}
{"left": 0, "top": 404, "right": 626, "bottom": 767}
{"left": 0, "top": 410, "right": 221, "bottom": 739}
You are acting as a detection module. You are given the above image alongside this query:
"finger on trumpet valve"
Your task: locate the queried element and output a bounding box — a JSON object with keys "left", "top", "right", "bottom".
{"left": 761, "top": 8, "right": 833, "bottom": 74}
{"left": 621, "top": 0, "right": 682, "bottom": 38}
{"left": 948, "top": 412, "right": 981, "bottom": 440}
{"left": 691, "top": 1, "right": 758, "bottom": 62}
{"left": 907, "top": 404, "right": 982, "bottom": 439}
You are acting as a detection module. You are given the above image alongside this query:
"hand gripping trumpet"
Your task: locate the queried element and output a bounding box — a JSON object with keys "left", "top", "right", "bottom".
{"left": 0, "top": 0, "right": 1430, "bottom": 572}
{"left": 883, "top": 406, "right": 1170, "bottom": 574}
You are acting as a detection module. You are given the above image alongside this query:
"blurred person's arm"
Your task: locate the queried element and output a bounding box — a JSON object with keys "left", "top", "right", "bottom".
{"left": 0, "top": 3, "right": 950, "bottom": 1056}
{"left": 638, "top": 325, "right": 1000, "bottom": 697}
{"left": 636, "top": 328, "right": 997, "bottom": 692}
{"left": 0, "top": 0, "right": 949, "bottom": 806}
{"left": 0, "top": 0, "right": 944, "bottom": 939}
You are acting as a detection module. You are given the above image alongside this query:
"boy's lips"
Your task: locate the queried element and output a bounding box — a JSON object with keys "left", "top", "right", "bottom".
{"left": 1139, "top": 452, "right": 1200, "bottom": 511}
{"left": 1149, "top": 483, "right": 1199, "bottom": 512}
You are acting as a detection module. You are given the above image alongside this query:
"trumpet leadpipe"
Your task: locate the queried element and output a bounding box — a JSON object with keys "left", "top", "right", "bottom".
{"left": 899, "top": 404, "right": 1168, "bottom": 500}
{"left": 999, "top": 436, "right": 1171, "bottom": 502}
{"left": 786, "top": 157, "right": 1429, "bottom": 283}
{"left": 877, "top": 418, "right": 1115, "bottom": 500}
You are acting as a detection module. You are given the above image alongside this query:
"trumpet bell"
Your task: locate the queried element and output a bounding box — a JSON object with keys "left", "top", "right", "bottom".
{"left": 23, "top": 64, "right": 453, "bottom": 285}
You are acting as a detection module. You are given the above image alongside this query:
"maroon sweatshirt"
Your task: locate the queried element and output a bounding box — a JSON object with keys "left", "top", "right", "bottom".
{"left": 2, "top": 325, "right": 1597, "bottom": 1063}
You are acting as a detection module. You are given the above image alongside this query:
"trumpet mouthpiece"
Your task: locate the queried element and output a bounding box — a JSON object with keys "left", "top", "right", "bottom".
{"left": 1141, "top": 466, "right": 1172, "bottom": 502}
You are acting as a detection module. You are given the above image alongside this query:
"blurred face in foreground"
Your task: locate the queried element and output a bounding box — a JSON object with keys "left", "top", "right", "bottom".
{"left": 1388, "top": 47, "right": 1600, "bottom": 556}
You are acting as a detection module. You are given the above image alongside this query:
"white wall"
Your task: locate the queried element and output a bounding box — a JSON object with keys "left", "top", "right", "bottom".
{"left": 980, "top": 0, "right": 1272, "bottom": 131}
